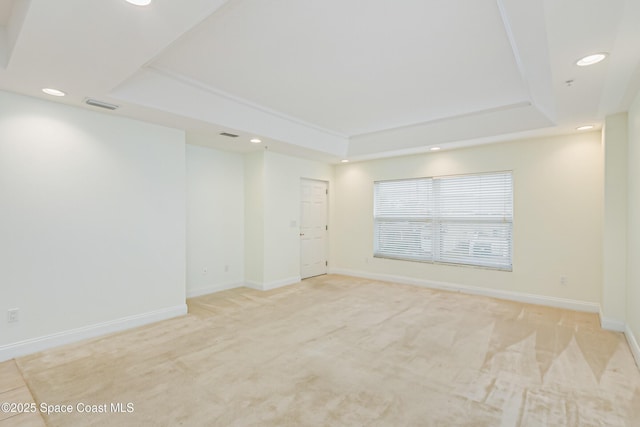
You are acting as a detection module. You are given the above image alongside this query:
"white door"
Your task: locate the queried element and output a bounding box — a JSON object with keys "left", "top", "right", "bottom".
{"left": 300, "top": 179, "right": 328, "bottom": 279}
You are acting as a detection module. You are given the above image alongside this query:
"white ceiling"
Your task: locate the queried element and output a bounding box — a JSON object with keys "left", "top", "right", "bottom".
{"left": 1, "top": 0, "right": 639, "bottom": 162}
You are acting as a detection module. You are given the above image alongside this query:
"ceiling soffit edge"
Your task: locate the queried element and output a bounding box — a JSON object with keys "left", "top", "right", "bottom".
{"left": 496, "top": 0, "right": 556, "bottom": 123}
{"left": 147, "top": 64, "right": 348, "bottom": 139}
{"left": 109, "top": 67, "right": 349, "bottom": 157}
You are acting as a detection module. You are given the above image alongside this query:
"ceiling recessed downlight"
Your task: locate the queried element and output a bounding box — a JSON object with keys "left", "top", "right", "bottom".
{"left": 341, "top": 159, "right": 349, "bottom": 163}
{"left": 576, "top": 53, "right": 607, "bottom": 66}
{"left": 42, "top": 88, "right": 66, "bottom": 97}
{"left": 576, "top": 125, "right": 594, "bottom": 131}
{"left": 250, "top": 138, "right": 262, "bottom": 144}
{"left": 126, "top": 0, "right": 152, "bottom": 5}
{"left": 430, "top": 147, "right": 441, "bottom": 151}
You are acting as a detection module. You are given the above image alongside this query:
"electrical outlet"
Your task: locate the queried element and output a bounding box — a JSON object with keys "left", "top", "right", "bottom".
{"left": 560, "top": 276, "right": 568, "bottom": 286}
{"left": 7, "top": 308, "right": 19, "bottom": 323}
{"left": 202, "top": 267, "right": 208, "bottom": 275}
{"left": 224, "top": 265, "right": 229, "bottom": 273}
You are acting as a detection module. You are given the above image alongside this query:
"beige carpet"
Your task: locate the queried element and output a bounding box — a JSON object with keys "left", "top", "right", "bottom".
{"left": 5, "top": 275, "right": 640, "bottom": 426}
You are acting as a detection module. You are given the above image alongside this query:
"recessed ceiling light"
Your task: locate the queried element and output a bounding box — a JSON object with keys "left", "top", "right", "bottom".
{"left": 126, "top": 0, "right": 152, "bottom": 5}
{"left": 430, "top": 147, "right": 441, "bottom": 151}
{"left": 250, "top": 138, "right": 262, "bottom": 144}
{"left": 576, "top": 53, "right": 607, "bottom": 67}
{"left": 576, "top": 125, "right": 594, "bottom": 131}
{"left": 42, "top": 88, "right": 66, "bottom": 97}
{"left": 341, "top": 159, "right": 349, "bottom": 163}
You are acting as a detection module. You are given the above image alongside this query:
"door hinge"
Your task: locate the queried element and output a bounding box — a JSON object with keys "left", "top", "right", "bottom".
{"left": 325, "top": 225, "right": 328, "bottom": 230}
{"left": 326, "top": 189, "right": 328, "bottom": 195}
{"left": 325, "top": 261, "right": 328, "bottom": 266}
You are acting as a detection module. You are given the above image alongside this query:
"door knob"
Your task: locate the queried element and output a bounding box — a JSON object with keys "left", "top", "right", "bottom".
{"left": 300, "top": 233, "right": 305, "bottom": 236}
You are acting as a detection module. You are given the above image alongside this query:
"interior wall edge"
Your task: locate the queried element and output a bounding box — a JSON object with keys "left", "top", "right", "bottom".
{"left": 245, "top": 276, "right": 302, "bottom": 292}
{"left": 624, "top": 324, "right": 640, "bottom": 370}
{"left": 599, "top": 306, "right": 627, "bottom": 332}
{"left": 244, "top": 281, "right": 264, "bottom": 291}
{"left": 0, "top": 304, "right": 187, "bottom": 363}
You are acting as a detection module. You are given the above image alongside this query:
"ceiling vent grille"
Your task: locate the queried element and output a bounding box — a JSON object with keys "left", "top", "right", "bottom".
{"left": 85, "top": 98, "right": 119, "bottom": 110}
{"left": 219, "top": 132, "right": 239, "bottom": 138}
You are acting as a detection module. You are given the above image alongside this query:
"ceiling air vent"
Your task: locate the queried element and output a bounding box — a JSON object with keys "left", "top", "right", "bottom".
{"left": 85, "top": 98, "right": 119, "bottom": 110}
{"left": 219, "top": 132, "right": 239, "bottom": 138}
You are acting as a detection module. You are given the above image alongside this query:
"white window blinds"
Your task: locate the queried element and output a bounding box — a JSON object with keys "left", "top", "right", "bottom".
{"left": 374, "top": 171, "right": 513, "bottom": 270}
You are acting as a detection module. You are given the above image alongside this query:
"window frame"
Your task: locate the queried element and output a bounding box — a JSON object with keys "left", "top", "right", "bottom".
{"left": 373, "top": 171, "right": 513, "bottom": 271}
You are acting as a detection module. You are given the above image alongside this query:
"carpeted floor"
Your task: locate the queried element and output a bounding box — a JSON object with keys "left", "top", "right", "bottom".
{"left": 2, "top": 275, "right": 640, "bottom": 426}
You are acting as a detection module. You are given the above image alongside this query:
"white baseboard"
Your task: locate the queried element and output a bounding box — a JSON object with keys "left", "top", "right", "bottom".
{"left": 625, "top": 325, "right": 640, "bottom": 370}
{"left": 264, "top": 276, "right": 301, "bottom": 291}
{"left": 599, "top": 308, "right": 626, "bottom": 332}
{"left": 329, "top": 268, "right": 600, "bottom": 313}
{"left": 244, "top": 280, "right": 263, "bottom": 290}
{"left": 244, "top": 276, "right": 301, "bottom": 291}
{"left": 187, "top": 282, "right": 243, "bottom": 298}
{"left": 0, "top": 304, "right": 187, "bottom": 363}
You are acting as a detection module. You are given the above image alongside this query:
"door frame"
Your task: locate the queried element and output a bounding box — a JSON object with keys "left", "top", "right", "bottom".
{"left": 299, "top": 178, "right": 329, "bottom": 279}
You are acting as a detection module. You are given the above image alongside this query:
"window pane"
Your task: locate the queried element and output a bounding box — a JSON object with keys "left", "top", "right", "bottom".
{"left": 436, "top": 221, "right": 512, "bottom": 269}
{"left": 374, "top": 221, "right": 432, "bottom": 261}
{"left": 436, "top": 172, "right": 513, "bottom": 220}
{"left": 374, "top": 178, "right": 432, "bottom": 218}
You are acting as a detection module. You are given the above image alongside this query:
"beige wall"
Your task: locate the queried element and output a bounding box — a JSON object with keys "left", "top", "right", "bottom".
{"left": 244, "top": 150, "right": 265, "bottom": 284}
{"left": 186, "top": 144, "right": 245, "bottom": 296}
{"left": 601, "top": 113, "right": 628, "bottom": 328}
{"left": 627, "top": 91, "right": 640, "bottom": 342}
{"left": 332, "top": 132, "right": 603, "bottom": 305}
{"left": 0, "top": 90, "right": 186, "bottom": 353}
{"left": 263, "top": 151, "right": 333, "bottom": 285}
{"left": 244, "top": 150, "right": 333, "bottom": 288}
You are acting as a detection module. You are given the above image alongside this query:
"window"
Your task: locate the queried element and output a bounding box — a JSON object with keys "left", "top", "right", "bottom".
{"left": 374, "top": 171, "right": 513, "bottom": 270}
